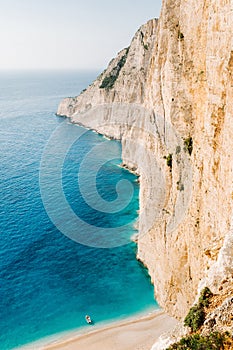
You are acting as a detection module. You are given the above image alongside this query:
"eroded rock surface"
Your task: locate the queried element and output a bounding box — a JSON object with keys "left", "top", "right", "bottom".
{"left": 57, "top": 0, "right": 233, "bottom": 319}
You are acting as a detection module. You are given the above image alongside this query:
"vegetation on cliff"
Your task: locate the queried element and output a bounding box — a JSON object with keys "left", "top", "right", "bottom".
{"left": 166, "top": 287, "right": 233, "bottom": 349}
{"left": 164, "top": 153, "right": 173, "bottom": 169}
{"left": 184, "top": 287, "right": 213, "bottom": 332}
{"left": 100, "top": 48, "right": 129, "bottom": 89}
{"left": 166, "top": 331, "right": 233, "bottom": 350}
{"left": 183, "top": 137, "right": 193, "bottom": 156}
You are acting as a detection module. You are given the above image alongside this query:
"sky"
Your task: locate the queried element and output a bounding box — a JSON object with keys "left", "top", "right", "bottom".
{"left": 0, "top": 0, "right": 162, "bottom": 70}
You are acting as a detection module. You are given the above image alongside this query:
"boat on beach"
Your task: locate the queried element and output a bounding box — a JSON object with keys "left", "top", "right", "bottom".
{"left": 85, "top": 315, "right": 92, "bottom": 324}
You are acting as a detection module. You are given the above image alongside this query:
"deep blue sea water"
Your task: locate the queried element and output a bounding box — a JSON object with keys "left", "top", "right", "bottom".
{"left": 0, "top": 71, "right": 157, "bottom": 350}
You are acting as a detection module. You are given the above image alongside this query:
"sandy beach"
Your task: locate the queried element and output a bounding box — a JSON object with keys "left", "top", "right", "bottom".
{"left": 40, "top": 311, "right": 177, "bottom": 350}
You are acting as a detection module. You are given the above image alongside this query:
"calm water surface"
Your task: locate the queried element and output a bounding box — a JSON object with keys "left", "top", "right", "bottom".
{"left": 0, "top": 71, "right": 157, "bottom": 350}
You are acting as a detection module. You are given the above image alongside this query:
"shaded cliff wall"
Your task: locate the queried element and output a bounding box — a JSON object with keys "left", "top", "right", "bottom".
{"left": 57, "top": 0, "right": 233, "bottom": 318}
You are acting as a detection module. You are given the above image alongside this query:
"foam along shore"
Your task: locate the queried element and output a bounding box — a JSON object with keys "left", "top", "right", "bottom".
{"left": 40, "top": 310, "right": 177, "bottom": 350}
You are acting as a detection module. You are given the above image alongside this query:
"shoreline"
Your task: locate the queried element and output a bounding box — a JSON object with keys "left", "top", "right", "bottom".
{"left": 18, "top": 309, "right": 177, "bottom": 350}
{"left": 27, "top": 118, "right": 173, "bottom": 350}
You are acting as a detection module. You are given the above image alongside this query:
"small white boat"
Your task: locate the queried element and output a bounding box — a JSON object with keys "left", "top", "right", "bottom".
{"left": 85, "top": 315, "right": 92, "bottom": 324}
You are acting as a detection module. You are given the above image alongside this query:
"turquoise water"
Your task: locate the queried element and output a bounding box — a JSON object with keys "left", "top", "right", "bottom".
{"left": 0, "top": 71, "right": 157, "bottom": 350}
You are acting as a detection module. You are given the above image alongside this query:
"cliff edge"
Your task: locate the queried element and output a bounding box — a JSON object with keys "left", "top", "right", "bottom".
{"left": 57, "top": 0, "right": 233, "bottom": 320}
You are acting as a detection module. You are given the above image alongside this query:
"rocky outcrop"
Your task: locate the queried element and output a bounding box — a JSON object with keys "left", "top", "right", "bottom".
{"left": 203, "top": 296, "right": 233, "bottom": 334}
{"left": 57, "top": 0, "right": 233, "bottom": 319}
{"left": 151, "top": 224, "right": 233, "bottom": 349}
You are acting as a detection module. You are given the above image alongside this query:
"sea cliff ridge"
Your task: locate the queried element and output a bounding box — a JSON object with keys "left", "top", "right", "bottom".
{"left": 57, "top": 0, "right": 233, "bottom": 337}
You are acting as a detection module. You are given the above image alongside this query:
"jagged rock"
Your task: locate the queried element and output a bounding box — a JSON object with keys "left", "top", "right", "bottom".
{"left": 203, "top": 297, "right": 233, "bottom": 334}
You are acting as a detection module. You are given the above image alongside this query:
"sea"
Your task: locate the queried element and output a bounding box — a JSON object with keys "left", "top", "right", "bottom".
{"left": 0, "top": 70, "right": 158, "bottom": 349}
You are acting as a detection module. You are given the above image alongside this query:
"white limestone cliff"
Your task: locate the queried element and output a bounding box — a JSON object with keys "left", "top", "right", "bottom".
{"left": 57, "top": 0, "right": 233, "bottom": 319}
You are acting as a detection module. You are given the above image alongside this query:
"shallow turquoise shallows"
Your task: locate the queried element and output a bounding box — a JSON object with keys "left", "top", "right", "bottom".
{"left": 0, "top": 71, "right": 158, "bottom": 350}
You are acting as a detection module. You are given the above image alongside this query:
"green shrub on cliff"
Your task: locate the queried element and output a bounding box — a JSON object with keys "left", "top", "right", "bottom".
{"left": 184, "top": 287, "right": 213, "bottom": 332}
{"left": 165, "top": 154, "right": 172, "bottom": 168}
{"left": 198, "top": 287, "right": 213, "bottom": 307}
{"left": 178, "top": 30, "right": 184, "bottom": 40}
{"left": 184, "top": 137, "right": 193, "bottom": 156}
{"left": 166, "top": 332, "right": 231, "bottom": 350}
{"left": 100, "top": 75, "right": 117, "bottom": 89}
{"left": 184, "top": 304, "right": 205, "bottom": 332}
{"left": 100, "top": 48, "right": 129, "bottom": 89}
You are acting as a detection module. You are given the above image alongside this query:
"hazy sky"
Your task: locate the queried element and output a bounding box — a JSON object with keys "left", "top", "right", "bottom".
{"left": 0, "top": 0, "right": 162, "bottom": 70}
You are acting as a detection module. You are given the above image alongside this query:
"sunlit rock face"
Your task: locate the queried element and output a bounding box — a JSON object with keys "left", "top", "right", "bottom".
{"left": 57, "top": 0, "right": 233, "bottom": 319}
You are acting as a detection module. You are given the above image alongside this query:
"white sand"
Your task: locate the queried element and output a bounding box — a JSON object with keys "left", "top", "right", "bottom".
{"left": 40, "top": 311, "right": 177, "bottom": 350}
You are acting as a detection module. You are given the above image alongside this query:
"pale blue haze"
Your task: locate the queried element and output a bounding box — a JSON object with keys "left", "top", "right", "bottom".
{"left": 0, "top": 71, "right": 158, "bottom": 349}
{"left": 0, "top": 0, "right": 162, "bottom": 70}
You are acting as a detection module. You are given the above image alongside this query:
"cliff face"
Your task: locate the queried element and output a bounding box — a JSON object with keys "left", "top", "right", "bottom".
{"left": 57, "top": 0, "right": 233, "bottom": 318}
